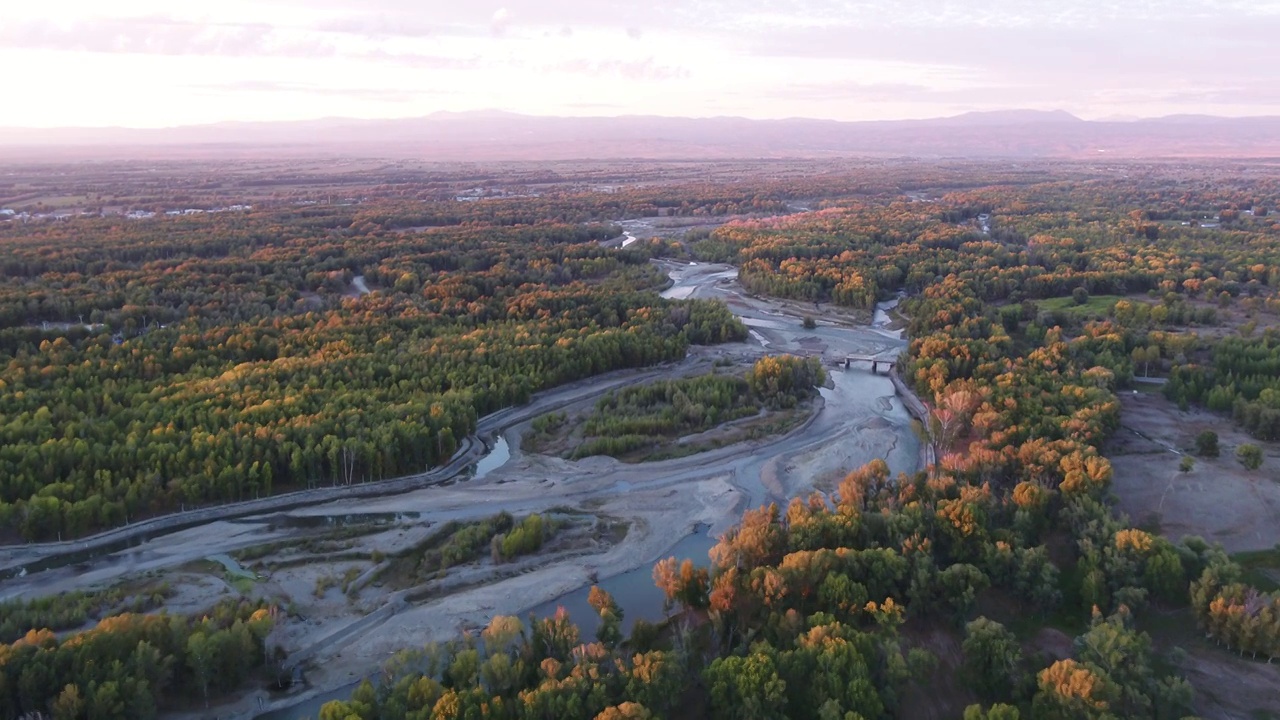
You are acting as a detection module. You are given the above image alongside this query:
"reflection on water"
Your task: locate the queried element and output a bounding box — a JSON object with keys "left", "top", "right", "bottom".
{"left": 208, "top": 553, "right": 254, "bottom": 579}
{"left": 527, "top": 525, "right": 715, "bottom": 636}
{"left": 261, "top": 512, "right": 416, "bottom": 531}
{"left": 470, "top": 437, "right": 510, "bottom": 480}
{"left": 871, "top": 295, "right": 904, "bottom": 338}
{"left": 822, "top": 369, "right": 920, "bottom": 479}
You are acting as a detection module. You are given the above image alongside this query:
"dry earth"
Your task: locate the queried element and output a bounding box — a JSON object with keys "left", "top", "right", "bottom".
{"left": 1107, "top": 390, "right": 1280, "bottom": 552}
{"left": 1107, "top": 391, "right": 1280, "bottom": 719}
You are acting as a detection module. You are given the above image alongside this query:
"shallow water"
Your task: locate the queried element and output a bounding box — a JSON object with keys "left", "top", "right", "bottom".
{"left": 260, "top": 512, "right": 415, "bottom": 530}
{"left": 470, "top": 437, "right": 510, "bottom": 480}
{"left": 525, "top": 526, "right": 715, "bottom": 636}
{"left": 740, "top": 317, "right": 788, "bottom": 330}
{"left": 208, "top": 553, "right": 255, "bottom": 580}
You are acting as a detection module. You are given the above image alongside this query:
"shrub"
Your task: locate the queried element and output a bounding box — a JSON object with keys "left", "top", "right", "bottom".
{"left": 1194, "top": 431, "right": 1219, "bottom": 458}
{"left": 1178, "top": 456, "right": 1195, "bottom": 473}
{"left": 1236, "top": 444, "right": 1263, "bottom": 470}
{"left": 501, "top": 514, "right": 546, "bottom": 559}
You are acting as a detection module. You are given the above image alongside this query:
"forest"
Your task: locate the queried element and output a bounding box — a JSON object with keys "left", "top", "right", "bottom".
{"left": 0, "top": 598, "right": 275, "bottom": 718}
{"left": 4, "top": 161, "right": 1280, "bottom": 719}
{"left": 307, "top": 167, "right": 1280, "bottom": 719}
{"left": 0, "top": 206, "right": 746, "bottom": 540}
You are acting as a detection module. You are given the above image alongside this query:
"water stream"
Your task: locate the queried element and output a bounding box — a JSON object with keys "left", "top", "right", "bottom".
{"left": 469, "top": 437, "right": 510, "bottom": 480}
{"left": 72, "top": 257, "right": 915, "bottom": 720}
{"left": 526, "top": 526, "right": 715, "bottom": 636}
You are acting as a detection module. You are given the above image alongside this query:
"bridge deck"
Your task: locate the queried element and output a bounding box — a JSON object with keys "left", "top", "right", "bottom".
{"left": 842, "top": 355, "right": 896, "bottom": 373}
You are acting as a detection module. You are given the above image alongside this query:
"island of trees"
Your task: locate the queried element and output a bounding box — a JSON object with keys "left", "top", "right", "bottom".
{"left": 527, "top": 355, "right": 825, "bottom": 461}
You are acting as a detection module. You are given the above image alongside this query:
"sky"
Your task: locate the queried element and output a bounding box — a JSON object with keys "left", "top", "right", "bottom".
{"left": 3, "top": 0, "right": 1280, "bottom": 128}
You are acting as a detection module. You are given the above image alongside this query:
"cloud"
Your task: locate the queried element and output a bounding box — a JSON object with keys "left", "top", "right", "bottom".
{"left": 1104, "top": 85, "right": 1280, "bottom": 108}
{"left": 359, "top": 50, "right": 482, "bottom": 70}
{"left": 188, "top": 80, "right": 435, "bottom": 103}
{"left": 564, "top": 101, "right": 625, "bottom": 110}
{"left": 12, "top": 0, "right": 1280, "bottom": 125}
{"left": 491, "top": 7, "right": 512, "bottom": 36}
{"left": 313, "top": 15, "right": 468, "bottom": 38}
{"left": 742, "top": 15, "right": 1280, "bottom": 93}
{"left": 553, "top": 58, "right": 689, "bottom": 82}
{"left": 770, "top": 80, "right": 1016, "bottom": 104}
{"left": 0, "top": 15, "right": 488, "bottom": 72}
{"left": 0, "top": 17, "right": 337, "bottom": 58}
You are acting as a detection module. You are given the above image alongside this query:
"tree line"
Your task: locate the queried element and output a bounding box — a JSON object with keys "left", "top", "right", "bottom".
{"left": 0, "top": 599, "right": 275, "bottom": 719}
{"left": 0, "top": 209, "right": 746, "bottom": 540}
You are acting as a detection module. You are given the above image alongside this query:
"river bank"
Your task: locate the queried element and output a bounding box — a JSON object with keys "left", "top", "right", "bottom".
{"left": 5, "top": 256, "right": 920, "bottom": 720}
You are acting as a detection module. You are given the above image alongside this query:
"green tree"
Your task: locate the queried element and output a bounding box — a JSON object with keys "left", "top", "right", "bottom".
{"left": 705, "top": 651, "right": 788, "bottom": 720}
{"left": 1194, "top": 431, "right": 1219, "bottom": 458}
{"left": 51, "top": 684, "right": 86, "bottom": 720}
{"left": 962, "top": 618, "right": 1023, "bottom": 703}
{"left": 185, "top": 632, "right": 215, "bottom": 707}
{"left": 964, "top": 704, "right": 1021, "bottom": 720}
{"left": 1236, "top": 444, "right": 1263, "bottom": 470}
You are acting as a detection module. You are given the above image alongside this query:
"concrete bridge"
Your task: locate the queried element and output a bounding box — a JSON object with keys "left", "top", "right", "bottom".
{"left": 843, "top": 355, "right": 896, "bottom": 374}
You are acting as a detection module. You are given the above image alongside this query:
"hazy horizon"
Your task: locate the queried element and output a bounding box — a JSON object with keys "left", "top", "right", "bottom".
{"left": 11, "top": 107, "right": 1280, "bottom": 134}
{"left": 5, "top": 0, "right": 1280, "bottom": 129}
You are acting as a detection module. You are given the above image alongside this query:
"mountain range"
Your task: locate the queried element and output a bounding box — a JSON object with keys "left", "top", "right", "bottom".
{"left": 3, "top": 110, "right": 1280, "bottom": 160}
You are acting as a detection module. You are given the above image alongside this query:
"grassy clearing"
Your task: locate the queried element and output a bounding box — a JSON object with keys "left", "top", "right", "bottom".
{"left": 1037, "top": 294, "right": 1123, "bottom": 317}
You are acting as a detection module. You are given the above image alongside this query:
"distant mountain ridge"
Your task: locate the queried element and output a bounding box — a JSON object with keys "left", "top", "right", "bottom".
{"left": 3, "top": 110, "right": 1280, "bottom": 160}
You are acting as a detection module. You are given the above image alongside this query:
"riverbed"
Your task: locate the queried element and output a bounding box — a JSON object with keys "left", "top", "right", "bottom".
{"left": 3, "top": 257, "right": 919, "bottom": 720}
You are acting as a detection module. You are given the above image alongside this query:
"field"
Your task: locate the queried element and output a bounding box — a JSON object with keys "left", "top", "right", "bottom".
{"left": 1036, "top": 293, "right": 1124, "bottom": 318}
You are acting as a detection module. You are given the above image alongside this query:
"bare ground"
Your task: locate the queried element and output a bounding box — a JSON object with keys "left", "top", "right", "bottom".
{"left": 1108, "top": 392, "right": 1280, "bottom": 718}
{"left": 1139, "top": 608, "right": 1280, "bottom": 720}
{"left": 1106, "top": 391, "right": 1280, "bottom": 552}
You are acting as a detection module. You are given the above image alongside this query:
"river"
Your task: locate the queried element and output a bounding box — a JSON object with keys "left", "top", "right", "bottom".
{"left": 2, "top": 255, "right": 918, "bottom": 720}
{"left": 252, "top": 260, "right": 920, "bottom": 719}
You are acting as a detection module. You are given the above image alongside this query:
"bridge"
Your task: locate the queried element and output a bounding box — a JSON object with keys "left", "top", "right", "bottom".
{"left": 842, "top": 355, "right": 896, "bottom": 374}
